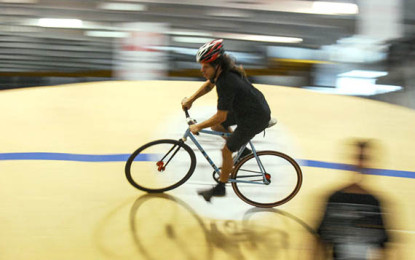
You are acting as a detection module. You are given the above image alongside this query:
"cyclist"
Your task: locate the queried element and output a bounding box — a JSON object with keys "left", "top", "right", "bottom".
{"left": 181, "top": 39, "right": 271, "bottom": 202}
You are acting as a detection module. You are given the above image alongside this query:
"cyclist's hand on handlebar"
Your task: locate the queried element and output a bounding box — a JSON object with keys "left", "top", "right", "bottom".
{"left": 189, "top": 124, "right": 201, "bottom": 135}
{"left": 181, "top": 97, "right": 193, "bottom": 110}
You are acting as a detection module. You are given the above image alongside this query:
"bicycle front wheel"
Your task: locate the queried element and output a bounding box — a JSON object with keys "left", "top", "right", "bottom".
{"left": 125, "top": 139, "right": 196, "bottom": 193}
{"left": 231, "top": 151, "right": 302, "bottom": 208}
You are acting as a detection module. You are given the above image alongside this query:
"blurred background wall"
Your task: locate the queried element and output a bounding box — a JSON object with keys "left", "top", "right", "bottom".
{"left": 0, "top": 0, "right": 414, "bottom": 109}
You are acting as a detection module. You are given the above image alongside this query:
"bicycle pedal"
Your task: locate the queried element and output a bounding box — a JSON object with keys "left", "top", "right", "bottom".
{"left": 198, "top": 190, "right": 213, "bottom": 202}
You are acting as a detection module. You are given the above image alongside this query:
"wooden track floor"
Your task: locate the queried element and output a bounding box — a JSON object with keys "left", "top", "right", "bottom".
{"left": 0, "top": 81, "right": 414, "bottom": 260}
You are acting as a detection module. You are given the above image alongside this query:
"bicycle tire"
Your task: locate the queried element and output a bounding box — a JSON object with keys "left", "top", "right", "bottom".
{"left": 231, "top": 151, "right": 302, "bottom": 208}
{"left": 125, "top": 139, "right": 196, "bottom": 193}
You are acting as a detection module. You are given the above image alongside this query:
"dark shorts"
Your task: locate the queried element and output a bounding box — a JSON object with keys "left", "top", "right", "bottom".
{"left": 221, "top": 112, "right": 269, "bottom": 152}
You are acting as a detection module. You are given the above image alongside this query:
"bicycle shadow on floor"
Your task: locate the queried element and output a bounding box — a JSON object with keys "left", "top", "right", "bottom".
{"left": 129, "top": 193, "right": 213, "bottom": 260}
{"left": 129, "top": 193, "right": 318, "bottom": 260}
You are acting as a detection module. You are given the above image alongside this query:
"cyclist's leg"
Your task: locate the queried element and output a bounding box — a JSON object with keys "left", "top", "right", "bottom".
{"left": 220, "top": 145, "right": 234, "bottom": 183}
{"left": 222, "top": 127, "right": 256, "bottom": 182}
{"left": 211, "top": 111, "right": 236, "bottom": 134}
{"left": 213, "top": 112, "right": 254, "bottom": 162}
{"left": 198, "top": 117, "right": 267, "bottom": 202}
{"left": 197, "top": 127, "right": 257, "bottom": 201}
{"left": 197, "top": 114, "right": 237, "bottom": 201}
{"left": 211, "top": 124, "right": 231, "bottom": 133}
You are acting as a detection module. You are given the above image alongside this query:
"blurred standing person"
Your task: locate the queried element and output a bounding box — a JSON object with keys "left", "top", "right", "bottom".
{"left": 312, "top": 140, "right": 391, "bottom": 259}
{"left": 181, "top": 39, "right": 271, "bottom": 202}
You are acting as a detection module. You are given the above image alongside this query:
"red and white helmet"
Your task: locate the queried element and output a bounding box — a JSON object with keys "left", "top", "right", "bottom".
{"left": 196, "top": 39, "right": 224, "bottom": 63}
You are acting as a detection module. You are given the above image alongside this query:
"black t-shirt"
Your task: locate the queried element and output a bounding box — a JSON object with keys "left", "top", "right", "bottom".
{"left": 215, "top": 70, "right": 271, "bottom": 127}
{"left": 317, "top": 191, "right": 389, "bottom": 259}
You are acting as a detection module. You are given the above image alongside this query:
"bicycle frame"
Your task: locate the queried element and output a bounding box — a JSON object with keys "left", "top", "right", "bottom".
{"left": 181, "top": 128, "right": 270, "bottom": 185}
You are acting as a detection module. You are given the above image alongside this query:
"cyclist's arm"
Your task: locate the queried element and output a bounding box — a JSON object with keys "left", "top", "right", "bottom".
{"left": 193, "top": 110, "right": 227, "bottom": 131}
{"left": 183, "top": 80, "right": 214, "bottom": 109}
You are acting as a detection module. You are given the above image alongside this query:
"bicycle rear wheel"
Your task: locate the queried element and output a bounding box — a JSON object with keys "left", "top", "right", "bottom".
{"left": 125, "top": 139, "right": 196, "bottom": 192}
{"left": 231, "top": 151, "right": 302, "bottom": 208}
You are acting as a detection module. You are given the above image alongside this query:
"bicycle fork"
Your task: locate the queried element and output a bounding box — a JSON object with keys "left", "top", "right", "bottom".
{"left": 156, "top": 140, "right": 184, "bottom": 172}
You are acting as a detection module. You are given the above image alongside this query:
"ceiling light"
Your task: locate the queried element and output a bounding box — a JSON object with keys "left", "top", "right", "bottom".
{"left": 85, "top": 31, "right": 129, "bottom": 38}
{"left": 37, "top": 18, "right": 83, "bottom": 28}
{"left": 98, "top": 3, "right": 147, "bottom": 11}
{"left": 312, "top": 1, "right": 358, "bottom": 15}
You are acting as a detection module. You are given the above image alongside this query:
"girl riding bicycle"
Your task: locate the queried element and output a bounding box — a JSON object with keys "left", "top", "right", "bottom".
{"left": 181, "top": 39, "right": 271, "bottom": 202}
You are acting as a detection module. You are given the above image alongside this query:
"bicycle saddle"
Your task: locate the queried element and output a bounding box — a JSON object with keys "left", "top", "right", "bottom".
{"left": 267, "top": 117, "right": 277, "bottom": 128}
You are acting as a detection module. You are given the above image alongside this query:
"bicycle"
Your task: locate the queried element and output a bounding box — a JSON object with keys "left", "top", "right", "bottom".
{"left": 125, "top": 110, "right": 303, "bottom": 208}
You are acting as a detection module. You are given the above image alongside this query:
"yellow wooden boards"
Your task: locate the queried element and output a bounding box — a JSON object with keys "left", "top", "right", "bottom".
{"left": 0, "top": 81, "right": 414, "bottom": 259}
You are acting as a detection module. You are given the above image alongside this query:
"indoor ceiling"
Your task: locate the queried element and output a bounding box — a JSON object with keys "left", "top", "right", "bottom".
{"left": 0, "top": 0, "right": 362, "bottom": 73}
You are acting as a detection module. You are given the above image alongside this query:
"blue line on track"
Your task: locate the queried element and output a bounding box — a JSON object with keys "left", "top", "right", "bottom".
{"left": 1, "top": 152, "right": 130, "bottom": 162}
{"left": 0, "top": 153, "right": 414, "bottom": 179}
{"left": 300, "top": 159, "right": 415, "bottom": 179}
